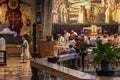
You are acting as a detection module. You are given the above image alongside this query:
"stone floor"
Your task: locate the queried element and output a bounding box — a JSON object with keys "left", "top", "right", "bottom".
{"left": 0, "top": 57, "right": 32, "bottom": 80}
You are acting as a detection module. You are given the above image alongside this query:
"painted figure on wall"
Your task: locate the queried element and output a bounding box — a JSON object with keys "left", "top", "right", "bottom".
{"left": 52, "top": 0, "right": 120, "bottom": 24}
{"left": 105, "top": 0, "right": 112, "bottom": 23}
{"left": 77, "top": 5, "right": 87, "bottom": 23}
{"left": 59, "top": 3, "right": 68, "bottom": 23}
{"left": 116, "top": 6, "right": 120, "bottom": 23}
{"left": 20, "top": 3, "right": 31, "bottom": 36}
{"left": 0, "top": 3, "right": 7, "bottom": 22}
{"left": 111, "top": 0, "right": 119, "bottom": 23}
{"left": 52, "top": 6, "right": 59, "bottom": 24}
{"left": 63, "top": 5, "right": 68, "bottom": 23}
{"left": 87, "top": 8, "right": 92, "bottom": 22}
{"left": 93, "top": 6, "right": 100, "bottom": 23}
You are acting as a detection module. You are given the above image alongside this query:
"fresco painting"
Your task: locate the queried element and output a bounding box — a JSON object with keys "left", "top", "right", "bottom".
{"left": 52, "top": 0, "right": 120, "bottom": 24}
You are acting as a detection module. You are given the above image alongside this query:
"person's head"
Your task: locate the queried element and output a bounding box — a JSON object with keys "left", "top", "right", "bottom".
{"left": 22, "top": 36, "right": 26, "bottom": 41}
{"left": 114, "top": 34, "right": 118, "bottom": 38}
{"left": 71, "top": 30, "right": 74, "bottom": 34}
{"left": 103, "top": 34, "right": 107, "bottom": 38}
{"left": 58, "top": 34, "right": 62, "bottom": 38}
{"left": 69, "top": 45, "right": 73, "bottom": 48}
{"left": 64, "top": 30, "right": 67, "bottom": 34}
{"left": 103, "top": 31, "right": 108, "bottom": 34}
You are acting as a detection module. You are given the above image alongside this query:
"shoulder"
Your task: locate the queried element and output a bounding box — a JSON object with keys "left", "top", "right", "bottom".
{"left": 1, "top": 38, "right": 5, "bottom": 41}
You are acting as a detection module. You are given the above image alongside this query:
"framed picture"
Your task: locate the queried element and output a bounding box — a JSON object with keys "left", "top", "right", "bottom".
{"left": 36, "top": 12, "right": 41, "bottom": 24}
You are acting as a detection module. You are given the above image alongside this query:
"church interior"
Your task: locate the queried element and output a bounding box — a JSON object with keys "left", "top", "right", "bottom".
{"left": 0, "top": 0, "right": 120, "bottom": 80}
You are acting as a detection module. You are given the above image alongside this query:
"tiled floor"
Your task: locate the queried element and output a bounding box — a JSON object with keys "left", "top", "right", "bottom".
{"left": 0, "top": 57, "right": 32, "bottom": 80}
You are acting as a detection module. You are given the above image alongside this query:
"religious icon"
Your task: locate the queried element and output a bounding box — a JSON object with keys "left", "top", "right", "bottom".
{"left": 91, "top": 25, "right": 98, "bottom": 36}
{"left": 8, "top": 0, "right": 19, "bottom": 9}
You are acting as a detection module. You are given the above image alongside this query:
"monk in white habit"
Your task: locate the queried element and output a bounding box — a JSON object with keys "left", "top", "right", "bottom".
{"left": 21, "top": 36, "right": 31, "bottom": 61}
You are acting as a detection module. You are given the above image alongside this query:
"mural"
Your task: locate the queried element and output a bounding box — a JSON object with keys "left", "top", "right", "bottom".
{"left": 52, "top": 0, "right": 120, "bottom": 24}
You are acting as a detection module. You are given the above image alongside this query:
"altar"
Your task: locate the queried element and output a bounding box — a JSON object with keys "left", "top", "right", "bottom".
{"left": 54, "top": 45, "right": 68, "bottom": 56}
{"left": 0, "top": 28, "right": 22, "bottom": 56}
{"left": 0, "top": 28, "right": 22, "bottom": 44}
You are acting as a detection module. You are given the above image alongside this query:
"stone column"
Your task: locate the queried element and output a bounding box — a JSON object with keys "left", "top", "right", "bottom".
{"left": 42, "top": 0, "right": 53, "bottom": 39}
{"left": 31, "top": 0, "right": 36, "bottom": 33}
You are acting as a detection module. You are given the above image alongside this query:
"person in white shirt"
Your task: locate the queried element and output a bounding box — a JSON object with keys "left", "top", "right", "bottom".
{"left": 57, "top": 34, "right": 65, "bottom": 46}
{"left": 69, "top": 38, "right": 76, "bottom": 47}
{"left": 0, "top": 34, "right": 6, "bottom": 58}
{"left": 63, "top": 30, "right": 70, "bottom": 46}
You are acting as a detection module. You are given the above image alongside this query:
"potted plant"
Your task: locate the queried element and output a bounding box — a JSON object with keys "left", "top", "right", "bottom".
{"left": 93, "top": 41, "right": 118, "bottom": 76}
{"left": 77, "top": 41, "right": 89, "bottom": 71}
{"left": 23, "top": 34, "right": 33, "bottom": 44}
{"left": 79, "top": 41, "right": 89, "bottom": 56}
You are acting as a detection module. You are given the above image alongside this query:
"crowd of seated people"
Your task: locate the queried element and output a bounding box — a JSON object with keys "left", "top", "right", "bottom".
{"left": 56, "top": 29, "right": 120, "bottom": 54}
{"left": 55, "top": 30, "right": 120, "bottom": 69}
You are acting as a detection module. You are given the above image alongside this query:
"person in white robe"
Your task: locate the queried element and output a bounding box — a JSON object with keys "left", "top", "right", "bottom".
{"left": 63, "top": 30, "right": 70, "bottom": 46}
{"left": 21, "top": 36, "right": 31, "bottom": 61}
{"left": 0, "top": 34, "right": 6, "bottom": 58}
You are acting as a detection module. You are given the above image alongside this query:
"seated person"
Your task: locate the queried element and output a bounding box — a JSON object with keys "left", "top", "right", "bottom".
{"left": 57, "top": 34, "right": 65, "bottom": 46}
{"left": 69, "top": 30, "right": 78, "bottom": 40}
{"left": 64, "top": 45, "right": 76, "bottom": 54}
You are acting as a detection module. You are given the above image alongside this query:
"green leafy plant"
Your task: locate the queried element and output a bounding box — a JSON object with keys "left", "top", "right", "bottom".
{"left": 23, "top": 34, "right": 33, "bottom": 44}
{"left": 77, "top": 41, "right": 89, "bottom": 52}
{"left": 93, "top": 41, "right": 117, "bottom": 66}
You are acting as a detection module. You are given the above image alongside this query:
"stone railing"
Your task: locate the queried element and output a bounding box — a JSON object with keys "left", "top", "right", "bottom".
{"left": 30, "top": 53, "right": 120, "bottom": 80}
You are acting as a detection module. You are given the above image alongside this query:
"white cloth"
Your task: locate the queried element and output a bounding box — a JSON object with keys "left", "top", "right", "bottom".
{"left": 0, "top": 37, "right": 6, "bottom": 50}
{"left": 0, "top": 37, "right": 6, "bottom": 58}
{"left": 69, "top": 39, "right": 76, "bottom": 47}
{"left": 74, "top": 32, "right": 78, "bottom": 36}
{"left": 21, "top": 40, "right": 31, "bottom": 59}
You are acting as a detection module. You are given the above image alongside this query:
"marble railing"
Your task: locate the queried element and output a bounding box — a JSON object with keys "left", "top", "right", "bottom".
{"left": 30, "top": 54, "right": 120, "bottom": 80}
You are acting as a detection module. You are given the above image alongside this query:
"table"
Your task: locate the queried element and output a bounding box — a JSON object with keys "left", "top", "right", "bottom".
{"left": 54, "top": 45, "right": 68, "bottom": 56}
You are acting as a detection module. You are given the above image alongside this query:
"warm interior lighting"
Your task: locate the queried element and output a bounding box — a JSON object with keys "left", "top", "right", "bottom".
{"left": 0, "top": 8, "right": 2, "bottom": 16}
